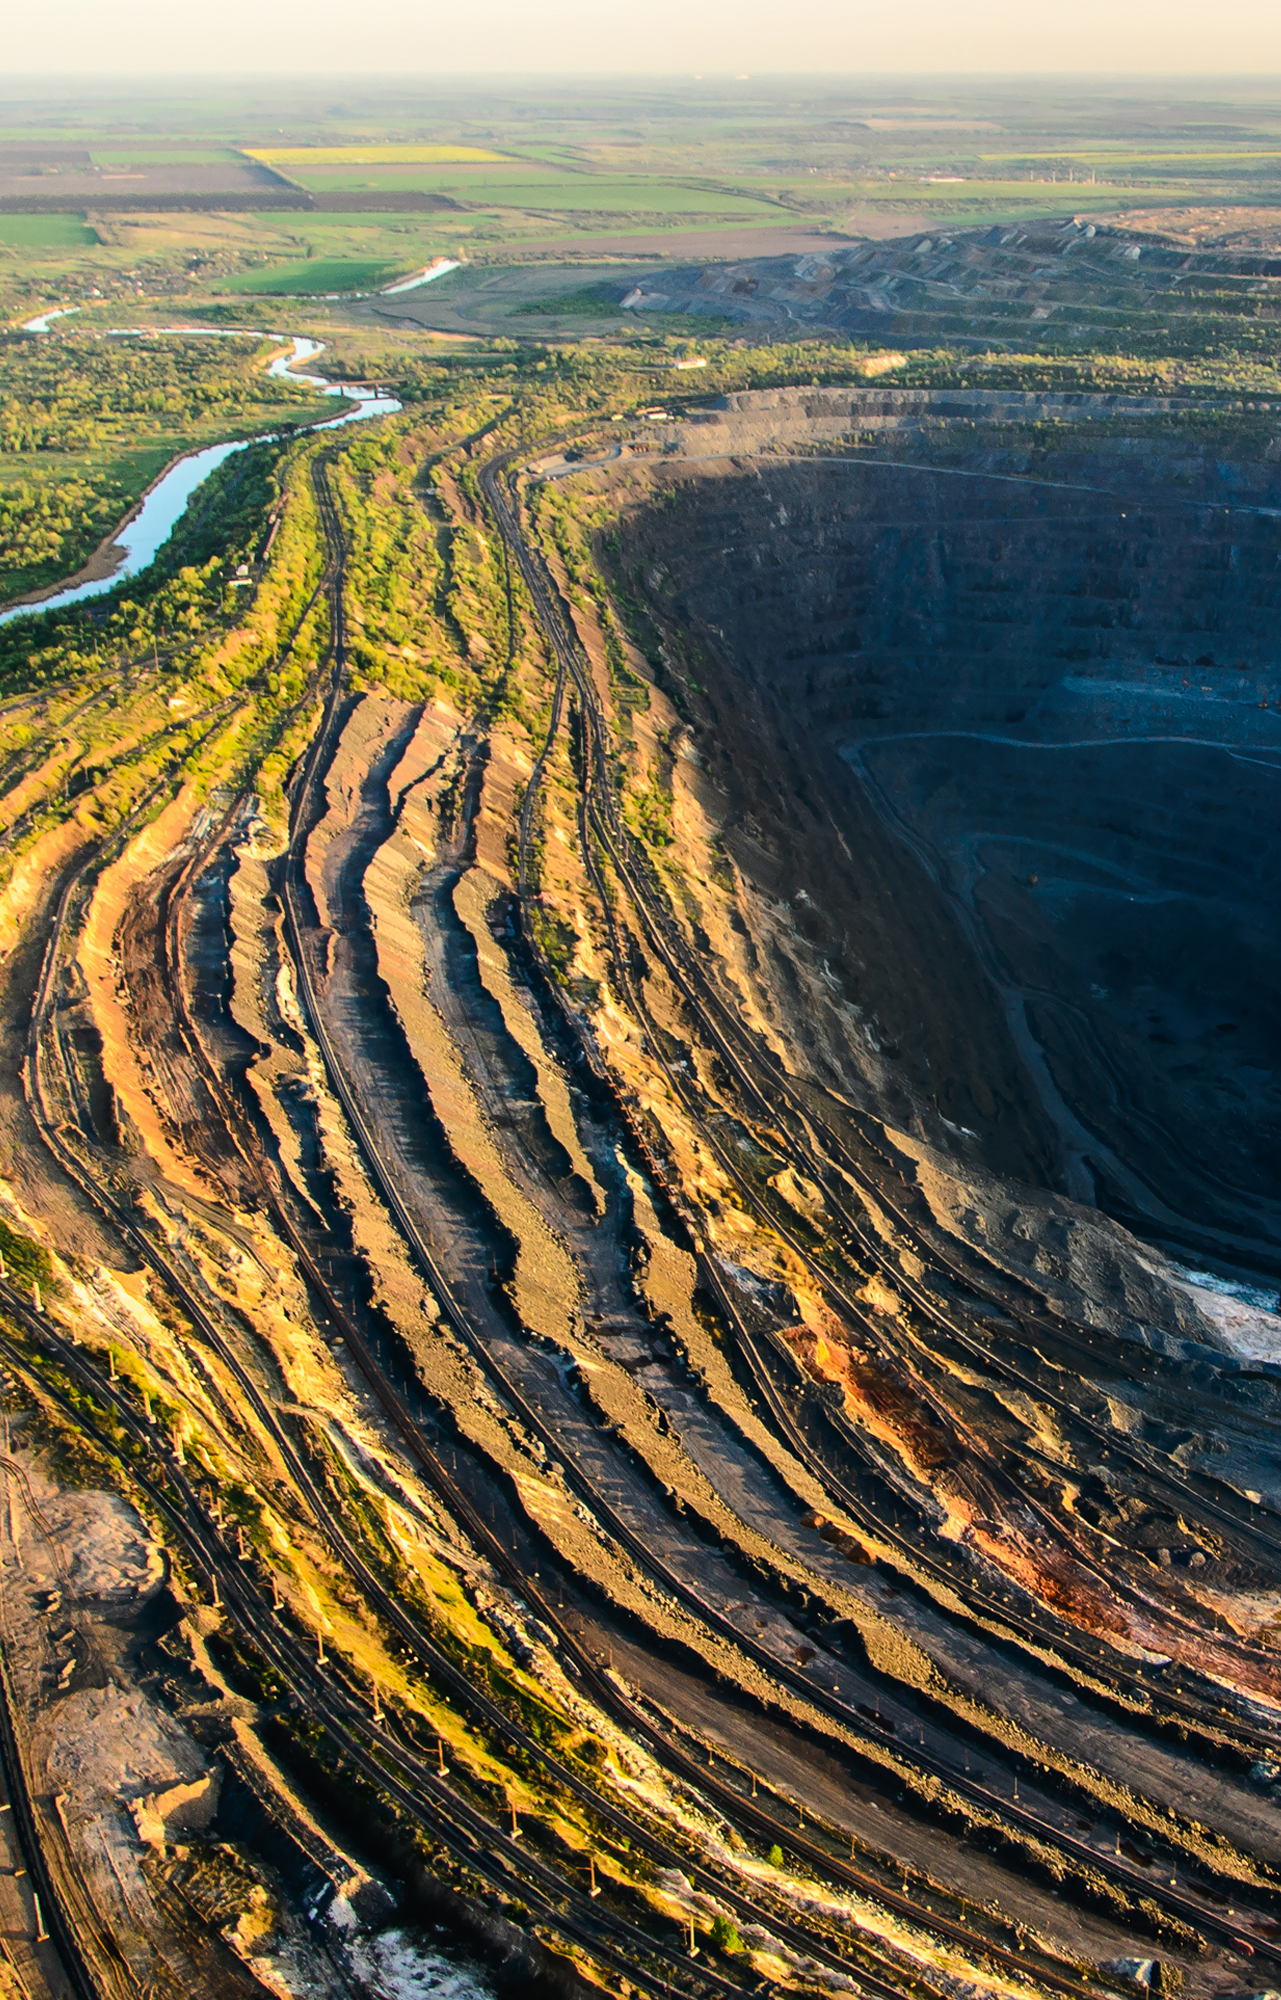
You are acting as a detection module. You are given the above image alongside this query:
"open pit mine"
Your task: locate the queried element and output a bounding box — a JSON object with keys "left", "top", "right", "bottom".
{"left": 2, "top": 285, "right": 1281, "bottom": 1999}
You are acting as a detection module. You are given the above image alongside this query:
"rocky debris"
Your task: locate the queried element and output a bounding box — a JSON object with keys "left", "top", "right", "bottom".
{"left": 129, "top": 1770, "right": 221, "bottom": 1848}
{"left": 614, "top": 214, "right": 1281, "bottom": 348}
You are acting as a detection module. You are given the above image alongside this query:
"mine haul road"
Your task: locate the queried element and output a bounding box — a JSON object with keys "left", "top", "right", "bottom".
{"left": 266, "top": 449, "right": 1278, "bottom": 1980}
{"left": 10, "top": 459, "right": 791, "bottom": 2000}
{"left": 243, "top": 450, "right": 1281, "bottom": 1967}
{"left": 479, "top": 443, "right": 1281, "bottom": 1729}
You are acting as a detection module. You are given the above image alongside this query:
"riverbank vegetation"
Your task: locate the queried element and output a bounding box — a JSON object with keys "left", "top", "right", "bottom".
{"left": 0, "top": 329, "right": 315, "bottom": 600}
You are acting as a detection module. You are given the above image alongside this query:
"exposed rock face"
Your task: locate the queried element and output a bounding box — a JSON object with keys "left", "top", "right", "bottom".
{"left": 606, "top": 413, "right": 1281, "bottom": 1276}
{"left": 130, "top": 1771, "right": 221, "bottom": 1848}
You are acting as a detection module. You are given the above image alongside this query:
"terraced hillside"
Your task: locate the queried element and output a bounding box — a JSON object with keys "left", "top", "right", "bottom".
{"left": 1, "top": 354, "right": 1280, "bottom": 2000}
{"left": 605, "top": 214, "right": 1281, "bottom": 354}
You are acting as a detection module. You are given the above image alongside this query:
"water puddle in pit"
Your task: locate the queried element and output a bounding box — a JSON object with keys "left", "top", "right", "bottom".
{"left": 1167, "top": 1262, "right": 1281, "bottom": 1364}
{"left": 0, "top": 332, "right": 400, "bottom": 627}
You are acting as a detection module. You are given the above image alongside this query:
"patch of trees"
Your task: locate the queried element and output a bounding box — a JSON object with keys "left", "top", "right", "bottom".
{"left": 0, "top": 331, "right": 313, "bottom": 600}
{"left": 0, "top": 331, "right": 307, "bottom": 455}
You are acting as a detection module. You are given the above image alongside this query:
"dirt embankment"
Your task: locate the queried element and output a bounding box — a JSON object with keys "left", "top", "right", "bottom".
{"left": 453, "top": 866, "right": 605, "bottom": 1214}
{"left": 0, "top": 817, "right": 126, "bottom": 1263}
{"left": 79, "top": 790, "right": 226, "bottom": 1201}
{"left": 361, "top": 727, "right": 584, "bottom": 1350}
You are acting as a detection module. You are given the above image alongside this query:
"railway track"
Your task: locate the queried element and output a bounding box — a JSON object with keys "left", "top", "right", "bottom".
{"left": 10, "top": 428, "right": 1277, "bottom": 1995}
{"left": 18, "top": 910, "right": 1039, "bottom": 1997}
{"left": 18, "top": 960, "right": 774, "bottom": 1997}
{"left": 101, "top": 433, "right": 1266, "bottom": 1979}
{"left": 0, "top": 1297, "right": 772, "bottom": 2000}
{"left": 571, "top": 596, "right": 1281, "bottom": 1621}
{"left": 264, "top": 441, "right": 1281, "bottom": 1962}
{"left": 0, "top": 1608, "right": 106, "bottom": 2000}
{"left": 10, "top": 1274, "right": 1095, "bottom": 2000}
{"left": 257, "top": 448, "right": 1258, "bottom": 1983}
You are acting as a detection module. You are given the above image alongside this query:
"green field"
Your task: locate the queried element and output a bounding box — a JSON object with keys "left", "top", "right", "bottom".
{"left": 4, "top": 78, "right": 1281, "bottom": 332}
{"left": 294, "top": 166, "right": 554, "bottom": 188}
{"left": 0, "top": 214, "right": 96, "bottom": 247}
{"left": 273, "top": 212, "right": 450, "bottom": 231}
{"left": 8, "top": 79, "right": 1281, "bottom": 326}
{"left": 293, "top": 168, "right": 785, "bottom": 217}
{"left": 225, "top": 256, "right": 403, "bottom": 296}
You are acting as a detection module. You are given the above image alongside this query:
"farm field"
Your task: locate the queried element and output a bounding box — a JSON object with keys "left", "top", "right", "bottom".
{"left": 287, "top": 168, "right": 788, "bottom": 212}
{"left": 0, "top": 214, "right": 97, "bottom": 246}
{"left": 2, "top": 78, "right": 1281, "bottom": 267}
{"left": 247, "top": 143, "right": 508, "bottom": 164}
{"left": 224, "top": 255, "right": 406, "bottom": 295}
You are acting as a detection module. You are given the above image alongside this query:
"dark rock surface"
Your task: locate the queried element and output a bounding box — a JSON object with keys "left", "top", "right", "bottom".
{"left": 609, "top": 420, "right": 1281, "bottom": 1277}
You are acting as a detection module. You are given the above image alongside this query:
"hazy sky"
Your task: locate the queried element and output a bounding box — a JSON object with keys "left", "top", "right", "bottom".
{"left": 5, "top": 0, "right": 1281, "bottom": 77}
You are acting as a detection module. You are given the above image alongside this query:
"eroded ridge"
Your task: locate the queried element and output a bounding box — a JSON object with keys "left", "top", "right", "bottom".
{"left": 2, "top": 377, "right": 1280, "bottom": 2000}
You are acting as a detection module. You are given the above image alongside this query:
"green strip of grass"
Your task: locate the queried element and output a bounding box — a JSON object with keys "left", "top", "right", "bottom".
{"left": 291, "top": 171, "right": 783, "bottom": 215}
{"left": 0, "top": 213, "right": 97, "bottom": 246}
{"left": 224, "top": 256, "right": 400, "bottom": 295}
{"left": 511, "top": 283, "right": 626, "bottom": 317}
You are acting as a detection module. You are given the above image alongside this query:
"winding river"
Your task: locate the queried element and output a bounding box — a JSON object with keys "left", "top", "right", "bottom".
{"left": 0, "top": 333, "right": 401, "bottom": 628}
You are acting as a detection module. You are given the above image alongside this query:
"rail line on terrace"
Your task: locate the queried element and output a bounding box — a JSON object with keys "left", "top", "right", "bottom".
{"left": 8, "top": 426, "right": 1275, "bottom": 1997}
